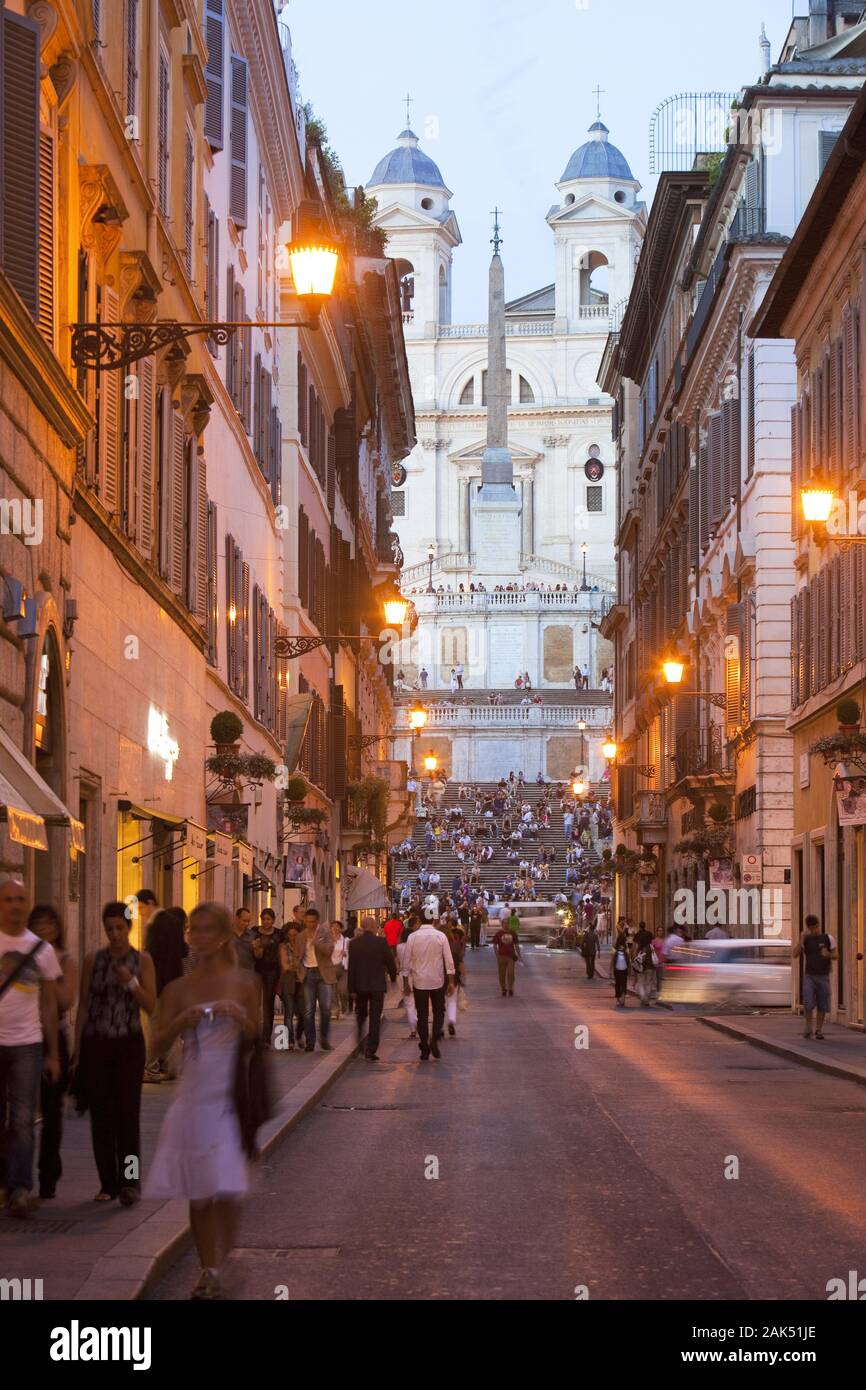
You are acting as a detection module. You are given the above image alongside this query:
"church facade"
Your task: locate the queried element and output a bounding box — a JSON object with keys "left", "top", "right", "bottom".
{"left": 367, "top": 119, "right": 645, "bottom": 780}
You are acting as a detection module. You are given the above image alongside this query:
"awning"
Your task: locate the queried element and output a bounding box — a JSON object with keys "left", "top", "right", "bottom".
{"left": 118, "top": 801, "right": 187, "bottom": 828}
{"left": 0, "top": 726, "right": 84, "bottom": 852}
{"left": 345, "top": 865, "right": 390, "bottom": 912}
{"left": 284, "top": 693, "right": 314, "bottom": 774}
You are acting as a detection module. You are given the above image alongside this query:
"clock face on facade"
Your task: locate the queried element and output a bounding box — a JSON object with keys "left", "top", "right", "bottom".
{"left": 584, "top": 459, "right": 605, "bottom": 482}
{"left": 392, "top": 463, "right": 407, "bottom": 487}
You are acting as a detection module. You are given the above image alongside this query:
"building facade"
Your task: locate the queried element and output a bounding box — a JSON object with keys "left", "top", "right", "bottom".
{"left": 755, "top": 77, "right": 866, "bottom": 1027}
{"left": 602, "top": 9, "right": 865, "bottom": 935}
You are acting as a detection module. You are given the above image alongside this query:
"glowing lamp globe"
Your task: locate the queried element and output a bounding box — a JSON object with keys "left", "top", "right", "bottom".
{"left": 423, "top": 754, "right": 438, "bottom": 774}
{"left": 800, "top": 485, "right": 835, "bottom": 525}
{"left": 663, "top": 659, "right": 685, "bottom": 686}
{"left": 288, "top": 241, "right": 339, "bottom": 312}
{"left": 408, "top": 704, "right": 428, "bottom": 732}
{"left": 602, "top": 739, "right": 618, "bottom": 762}
{"left": 572, "top": 779, "right": 588, "bottom": 797}
{"left": 383, "top": 594, "right": 409, "bottom": 627}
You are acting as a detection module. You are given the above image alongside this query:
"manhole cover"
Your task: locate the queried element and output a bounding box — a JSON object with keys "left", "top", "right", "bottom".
{"left": 0, "top": 1218, "right": 80, "bottom": 1234}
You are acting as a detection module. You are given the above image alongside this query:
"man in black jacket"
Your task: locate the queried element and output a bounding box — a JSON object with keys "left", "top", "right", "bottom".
{"left": 347, "top": 917, "right": 397, "bottom": 1061}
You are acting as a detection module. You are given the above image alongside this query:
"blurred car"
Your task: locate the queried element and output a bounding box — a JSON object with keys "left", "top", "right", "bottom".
{"left": 659, "top": 938, "right": 792, "bottom": 1009}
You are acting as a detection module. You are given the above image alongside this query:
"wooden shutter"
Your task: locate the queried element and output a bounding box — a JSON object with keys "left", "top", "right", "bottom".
{"left": 722, "top": 398, "right": 740, "bottom": 507}
{"left": 225, "top": 265, "right": 235, "bottom": 397}
{"left": 298, "top": 508, "right": 309, "bottom": 609}
{"left": 738, "top": 597, "right": 751, "bottom": 726}
{"left": 36, "top": 130, "right": 55, "bottom": 344}
{"left": 168, "top": 409, "right": 186, "bottom": 595}
{"left": 98, "top": 287, "right": 120, "bottom": 513}
{"left": 817, "top": 569, "right": 829, "bottom": 691}
{"left": 242, "top": 311, "right": 252, "bottom": 429}
{"left": 855, "top": 550, "right": 866, "bottom": 668}
{"left": 746, "top": 351, "right": 756, "bottom": 480}
{"left": 2, "top": 10, "right": 40, "bottom": 317}
{"left": 135, "top": 355, "right": 156, "bottom": 559}
{"left": 845, "top": 305, "right": 861, "bottom": 476}
{"left": 204, "top": 0, "right": 224, "bottom": 151}
{"left": 157, "top": 50, "right": 170, "bottom": 215}
{"left": 253, "top": 352, "right": 262, "bottom": 463}
{"left": 225, "top": 535, "right": 236, "bottom": 688}
{"left": 240, "top": 559, "right": 250, "bottom": 699}
{"left": 828, "top": 337, "right": 840, "bottom": 483}
{"left": 800, "top": 587, "right": 811, "bottom": 703}
{"left": 193, "top": 451, "right": 208, "bottom": 625}
{"left": 126, "top": 0, "right": 138, "bottom": 119}
{"left": 184, "top": 130, "right": 194, "bottom": 275}
{"left": 252, "top": 583, "right": 262, "bottom": 720}
{"left": 207, "top": 500, "right": 218, "bottom": 666}
{"left": 790, "top": 594, "right": 799, "bottom": 709}
{"left": 270, "top": 405, "right": 281, "bottom": 506}
{"left": 708, "top": 413, "right": 723, "bottom": 526}
{"left": 819, "top": 131, "right": 838, "bottom": 174}
{"left": 229, "top": 54, "right": 248, "bottom": 227}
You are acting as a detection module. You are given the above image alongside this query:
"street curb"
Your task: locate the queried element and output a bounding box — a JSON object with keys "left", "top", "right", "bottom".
{"left": 698, "top": 1015, "right": 866, "bottom": 1088}
{"left": 74, "top": 992, "right": 403, "bottom": 1302}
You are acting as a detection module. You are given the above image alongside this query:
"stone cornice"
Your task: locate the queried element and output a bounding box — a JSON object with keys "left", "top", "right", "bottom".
{"left": 0, "top": 275, "right": 92, "bottom": 448}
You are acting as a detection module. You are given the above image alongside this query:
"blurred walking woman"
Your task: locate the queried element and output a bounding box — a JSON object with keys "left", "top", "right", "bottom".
{"left": 29, "top": 904, "right": 78, "bottom": 1199}
{"left": 144, "top": 903, "right": 260, "bottom": 1301}
{"left": 74, "top": 902, "right": 156, "bottom": 1204}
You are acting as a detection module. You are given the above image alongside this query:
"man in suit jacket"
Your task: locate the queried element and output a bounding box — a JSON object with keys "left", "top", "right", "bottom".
{"left": 347, "top": 917, "right": 397, "bottom": 1061}
{"left": 293, "top": 907, "right": 336, "bottom": 1052}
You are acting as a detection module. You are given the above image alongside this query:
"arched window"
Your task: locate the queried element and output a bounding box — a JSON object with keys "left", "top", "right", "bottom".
{"left": 459, "top": 377, "right": 475, "bottom": 406}
{"left": 394, "top": 258, "right": 415, "bottom": 315}
{"left": 578, "top": 250, "right": 609, "bottom": 306}
{"left": 519, "top": 375, "right": 535, "bottom": 403}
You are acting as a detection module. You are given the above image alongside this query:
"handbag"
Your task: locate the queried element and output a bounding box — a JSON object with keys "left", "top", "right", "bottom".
{"left": 233, "top": 1035, "right": 275, "bottom": 1160}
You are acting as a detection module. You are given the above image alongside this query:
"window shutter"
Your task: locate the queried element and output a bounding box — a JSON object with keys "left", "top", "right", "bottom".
{"left": 240, "top": 559, "right": 250, "bottom": 699}
{"left": 818, "top": 569, "right": 829, "bottom": 690}
{"left": 1, "top": 10, "right": 40, "bottom": 318}
{"left": 204, "top": 0, "right": 224, "bottom": 151}
{"left": 97, "top": 287, "right": 120, "bottom": 513}
{"left": 157, "top": 50, "right": 170, "bottom": 215}
{"left": 252, "top": 584, "right": 261, "bottom": 720}
{"left": 35, "top": 130, "right": 56, "bottom": 345}
{"left": 225, "top": 265, "right": 235, "bottom": 397}
{"left": 698, "top": 443, "right": 709, "bottom": 549}
{"left": 253, "top": 351, "right": 262, "bottom": 463}
{"left": 744, "top": 156, "right": 760, "bottom": 211}
{"left": 135, "top": 354, "right": 156, "bottom": 559}
{"left": 790, "top": 594, "right": 799, "bottom": 709}
{"left": 229, "top": 55, "right": 248, "bottom": 227}
{"left": 841, "top": 549, "right": 852, "bottom": 671}
{"left": 168, "top": 409, "right": 186, "bottom": 595}
{"left": 845, "top": 305, "right": 860, "bottom": 475}
{"left": 738, "top": 597, "right": 751, "bottom": 726}
{"left": 193, "top": 452, "right": 208, "bottom": 625}
{"left": 242, "top": 312, "right": 252, "bottom": 429}
{"left": 721, "top": 398, "right": 740, "bottom": 507}
{"left": 855, "top": 550, "right": 866, "bottom": 667}
{"left": 708, "top": 413, "right": 723, "bottom": 526}
{"left": 327, "top": 428, "right": 336, "bottom": 512}
{"left": 828, "top": 337, "right": 840, "bottom": 482}
{"left": 298, "top": 508, "right": 309, "bottom": 609}
{"left": 126, "top": 0, "right": 138, "bottom": 120}
{"left": 183, "top": 130, "right": 194, "bottom": 276}
{"left": 298, "top": 354, "right": 307, "bottom": 443}
{"left": 270, "top": 405, "right": 281, "bottom": 506}
{"left": 790, "top": 401, "right": 801, "bottom": 540}
{"left": 746, "top": 351, "right": 756, "bottom": 480}
{"left": 207, "top": 501, "right": 218, "bottom": 665}
{"left": 225, "top": 534, "right": 236, "bottom": 688}
{"left": 819, "top": 130, "right": 838, "bottom": 174}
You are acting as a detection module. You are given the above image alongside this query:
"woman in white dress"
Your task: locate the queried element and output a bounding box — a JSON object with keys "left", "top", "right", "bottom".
{"left": 145, "top": 902, "right": 260, "bottom": 1300}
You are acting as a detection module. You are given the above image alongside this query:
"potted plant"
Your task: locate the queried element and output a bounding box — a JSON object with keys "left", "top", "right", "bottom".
{"left": 348, "top": 776, "right": 390, "bottom": 839}
{"left": 210, "top": 710, "right": 243, "bottom": 753}
{"left": 707, "top": 803, "right": 731, "bottom": 825}
{"left": 287, "top": 806, "right": 327, "bottom": 828}
{"left": 206, "top": 750, "right": 278, "bottom": 785}
{"left": 836, "top": 698, "right": 861, "bottom": 734}
{"left": 285, "top": 775, "right": 308, "bottom": 803}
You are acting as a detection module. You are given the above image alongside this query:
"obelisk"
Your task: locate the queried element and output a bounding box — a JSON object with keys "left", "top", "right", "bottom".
{"left": 473, "top": 211, "right": 522, "bottom": 574}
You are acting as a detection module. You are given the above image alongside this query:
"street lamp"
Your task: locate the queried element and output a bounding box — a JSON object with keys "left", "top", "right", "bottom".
{"left": 382, "top": 587, "right": 410, "bottom": 628}
{"left": 71, "top": 200, "right": 339, "bottom": 370}
{"left": 578, "top": 718, "right": 587, "bottom": 767}
{"left": 800, "top": 482, "right": 866, "bottom": 542}
{"left": 426, "top": 547, "right": 436, "bottom": 594}
{"left": 661, "top": 657, "right": 726, "bottom": 711}
{"left": 602, "top": 736, "right": 618, "bottom": 762}
{"left": 407, "top": 702, "right": 427, "bottom": 777}
{"left": 276, "top": 588, "right": 408, "bottom": 660}
{"left": 572, "top": 777, "right": 588, "bottom": 797}
{"left": 423, "top": 753, "right": 438, "bottom": 775}
{"left": 580, "top": 542, "right": 589, "bottom": 592}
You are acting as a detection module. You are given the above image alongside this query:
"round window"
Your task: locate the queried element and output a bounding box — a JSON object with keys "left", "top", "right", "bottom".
{"left": 421, "top": 197, "right": 434, "bottom": 210}
{"left": 614, "top": 190, "right": 626, "bottom": 204}
{"left": 565, "top": 194, "right": 576, "bottom": 206}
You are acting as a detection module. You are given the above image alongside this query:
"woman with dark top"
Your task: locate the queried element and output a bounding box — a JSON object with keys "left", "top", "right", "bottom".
{"left": 612, "top": 926, "right": 631, "bottom": 1008}
{"left": 632, "top": 920, "right": 656, "bottom": 1008}
{"left": 250, "top": 908, "right": 284, "bottom": 1047}
{"left": 29, "top": 904, "right": 78, "bottom": 1200}
{"left": 74, "top": 902, "right": 155, "bottom": 1204}
{"left": 143, "top": 908, "right": 188, "bottom": 1082}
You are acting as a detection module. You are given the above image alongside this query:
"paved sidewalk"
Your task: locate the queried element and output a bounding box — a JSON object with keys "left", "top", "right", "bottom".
{"left": 699, "top": 1012, "right": 866, "bottom": 1087}
{"left": 0, "top": 989, "right": 404, "bottom": 1301}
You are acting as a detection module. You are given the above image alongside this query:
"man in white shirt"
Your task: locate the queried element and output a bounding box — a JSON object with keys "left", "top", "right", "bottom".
{"left": 0, "top": 877, "right": 60, "bottom": 1217}
{"left": 401, "top": 918, "right": 455, "bottom": 1061}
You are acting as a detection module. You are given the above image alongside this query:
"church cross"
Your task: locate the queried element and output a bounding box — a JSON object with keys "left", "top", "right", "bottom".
{"left": 491, "top": 207, "right": 503, "bottom": 254}
{"left": 404, "top": 92, "right": 414, "bottom": 128}
{"left": 593, "top": 84, "right": 605, "bottom": 120}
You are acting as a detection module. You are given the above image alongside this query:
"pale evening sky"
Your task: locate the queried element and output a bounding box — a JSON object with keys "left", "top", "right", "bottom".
{"left": 286, "top": 0, "right": 801, "bottom": 320}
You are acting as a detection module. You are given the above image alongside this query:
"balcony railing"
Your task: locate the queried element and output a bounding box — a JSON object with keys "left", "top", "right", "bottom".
{"left": 437, "top": 321, "right": 555, "bottom": 338}
{"left": 395, "top": 703, "right": 610, "bottom": 730}
{"left": 728, "top": 204, "right": 766, "bottom": 241}
{"left": 673, "top": 724, "right": 731, "bottom": 780}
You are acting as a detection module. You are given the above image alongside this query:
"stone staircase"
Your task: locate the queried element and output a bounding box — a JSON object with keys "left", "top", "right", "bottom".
{"left": 396, "top": 780, "right": 610, "bottom": 908}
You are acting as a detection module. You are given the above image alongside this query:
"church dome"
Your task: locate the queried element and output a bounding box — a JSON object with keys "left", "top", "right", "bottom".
{"left": 368, "top": 129, "right": 447, "bottom": 189}
{"left": 561, "top": 121, "right": 634, "bottom": 182}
